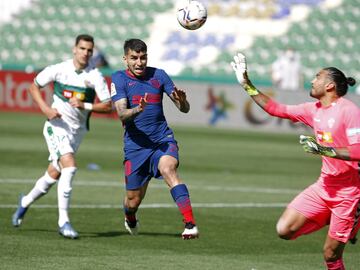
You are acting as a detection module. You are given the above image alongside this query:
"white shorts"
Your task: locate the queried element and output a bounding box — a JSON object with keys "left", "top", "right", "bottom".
{"left": 43, "top": 119, "right": 86, "bottom": 170}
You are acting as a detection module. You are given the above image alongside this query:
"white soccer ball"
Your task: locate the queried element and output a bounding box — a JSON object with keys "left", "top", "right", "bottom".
{"left": 176, "top": 0, "right": 207, "bottom": 30}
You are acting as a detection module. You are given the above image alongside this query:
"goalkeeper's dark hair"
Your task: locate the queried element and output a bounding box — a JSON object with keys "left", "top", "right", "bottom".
{"left": 124, "top": 39, "right": 147, "bottom": 54}
{"left": 75, "top": 34, "right": 94, "bottom": 45}
{"left": 324, "top": 67, "right": 356, "bottom": 97}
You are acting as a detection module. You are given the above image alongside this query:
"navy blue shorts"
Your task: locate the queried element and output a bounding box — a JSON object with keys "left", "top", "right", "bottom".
{"left": 124, "top": 141, "right": 179, "bottom": 190}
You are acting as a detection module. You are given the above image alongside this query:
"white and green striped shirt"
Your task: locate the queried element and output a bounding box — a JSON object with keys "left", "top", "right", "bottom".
{"left": 35, "top": 59, "right": 110, "bottom": 130}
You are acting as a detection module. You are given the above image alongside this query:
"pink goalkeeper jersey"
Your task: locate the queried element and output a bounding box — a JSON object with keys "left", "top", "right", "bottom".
{"left": 283, "top": 97, "right": 360, "bottom": 180}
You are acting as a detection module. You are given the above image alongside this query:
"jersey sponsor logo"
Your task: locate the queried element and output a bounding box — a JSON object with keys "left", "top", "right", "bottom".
{"left": 63, "top": 90, "right": 73, "bottom": 98}
{"left": 146, "top": 93, "right": 161, "bottom": 103}
{"left": 110, "top": 83, "right": 117, "bottom": 97}
{"left": 132, "top": 94, "right": 161, "bottom": 104}
{"left": 74, "top": 92, "right": 85, "bottom": 100}
{"left": 316, "top": 131, "right": 333, "bottom": 143}
{"left": 62, "top": 90, "right": 85, "bottom": 101}
{"left": 128, "top": 82, "right": 136, "bottom": 87}
{"left": 347, "top": 128, "right": 360, "bottom": 137}
{"left": 132, "top": 95, "right": 142, "bottom": 104}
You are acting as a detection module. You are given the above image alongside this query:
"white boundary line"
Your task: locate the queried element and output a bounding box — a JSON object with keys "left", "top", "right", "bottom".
{"left": 0, "top": 203, "right": 287, "bottom": 209}
{"left": 0, "top": 178, "right": 300, "bottom": 194}
{"left": 0, "top": 178, "right": 291, "bottom": 209}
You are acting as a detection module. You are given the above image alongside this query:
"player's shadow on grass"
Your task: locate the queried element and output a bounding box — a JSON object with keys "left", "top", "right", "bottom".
{"left": 81, "top": 231, "right": 179, "bottom": 238}
{"left": 133, "top": 231, "right": 179, "bottom": 238}
{"left": 80, "top": 231, "right": 126, "bottom": 238}
{"left": 19, "top": 228, "right": 125, "bottom": 238}
{"left": 21, "top": 229, "right": 178, "bottom": 238}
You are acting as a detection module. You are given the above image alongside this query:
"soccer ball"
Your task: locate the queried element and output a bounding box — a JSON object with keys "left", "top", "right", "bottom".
{"left": 177, "top": 1, "right": 207, "bottom": 30}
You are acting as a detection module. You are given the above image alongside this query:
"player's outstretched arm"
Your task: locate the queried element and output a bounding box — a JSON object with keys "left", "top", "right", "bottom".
{"left": 231, "top": 52, "right": 271, "bottom": 110}
{"left": 170, "top": 86, "right": 190, "bottom": 113}
{"left": 29, "top": 82, "right": 61, "bottom": 120}
{"left": 114, "top": 96, "right": 147, "bottom": 122}
{"left": 299, "top": 135, "right": 360, "bottom": 161}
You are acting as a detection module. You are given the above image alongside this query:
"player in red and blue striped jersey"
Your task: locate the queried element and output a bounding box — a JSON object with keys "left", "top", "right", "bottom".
{"left": 111, "top": 39, "right": 198, "bottom": 239}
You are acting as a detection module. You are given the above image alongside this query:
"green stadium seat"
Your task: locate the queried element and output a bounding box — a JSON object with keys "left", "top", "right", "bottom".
{"left": 0, "top": 0, "right": 356, "bottom": 88}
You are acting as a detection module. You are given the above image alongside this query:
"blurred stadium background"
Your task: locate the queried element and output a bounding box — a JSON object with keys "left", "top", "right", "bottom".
{"left": 1, "top": 0, "right": 359, "bottom": 131}
{"left": 1, "top": 1, "right": 360, "bottom": 269}
{"left": 0, "top": 0, "right": 359, "bottom": 88}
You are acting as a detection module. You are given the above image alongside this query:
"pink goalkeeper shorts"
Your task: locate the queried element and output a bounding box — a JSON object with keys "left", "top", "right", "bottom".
{"left": 288, "top": 176, "right": 360, "bottom": 243}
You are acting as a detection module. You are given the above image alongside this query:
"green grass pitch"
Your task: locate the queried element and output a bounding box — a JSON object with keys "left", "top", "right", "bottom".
{"left": 0, "top": 111, "right": 359, "bottom": 270}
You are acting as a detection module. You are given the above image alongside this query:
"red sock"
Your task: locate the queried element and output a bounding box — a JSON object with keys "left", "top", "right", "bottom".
{"left": 325, "top": 258, "right": 345, "bottom": 270}
{"left": 175, "top": 196, "right": 195, "bottom": 224}
{"left": 170, "top": 184, "right": 195, "bottom": 224}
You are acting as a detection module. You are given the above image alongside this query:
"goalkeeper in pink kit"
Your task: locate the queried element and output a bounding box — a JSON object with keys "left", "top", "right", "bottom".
{"left": 231, "top": 53, "right": 360, "bottom": 270}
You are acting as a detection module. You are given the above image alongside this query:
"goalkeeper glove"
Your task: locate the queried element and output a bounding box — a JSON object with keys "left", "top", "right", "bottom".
{"left": 299, "top": 135, "right": 336, "bottom": 157}
{"left": 230, "top": 53, "right": 259, "bottom": 96}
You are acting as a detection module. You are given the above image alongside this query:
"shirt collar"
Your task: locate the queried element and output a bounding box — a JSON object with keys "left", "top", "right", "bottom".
{"left": 69, "top": 59, "right": 88, "bottom": 74}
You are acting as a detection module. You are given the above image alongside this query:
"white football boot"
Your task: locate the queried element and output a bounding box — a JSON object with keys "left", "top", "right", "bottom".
{"left": 182, "top": 222, "right": 199, "bottom": 240}
{"left": 124, "top": 218, "right": 139, "bottom": 236}
{"left": 59, "top": 222, "right": 79, "bottom": 239}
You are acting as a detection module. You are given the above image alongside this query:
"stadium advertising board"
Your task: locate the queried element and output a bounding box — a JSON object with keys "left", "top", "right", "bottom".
{"left": 0, "top": 70, "right": 116, "bottom": 118}
{"left": 165, "top": 80, "right": 314, "bottom": 134}
{"left": 0, "top": 70, "right": 52, "bottom": 112}
{"left": 2, "top": 70, "right": 360, "bottom": 133}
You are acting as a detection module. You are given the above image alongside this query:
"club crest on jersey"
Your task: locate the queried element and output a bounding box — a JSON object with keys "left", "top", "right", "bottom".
{"left": 150, "top": 79, "right": 161, "bottom": 89}
{"left": 84, "top": 80, "right": 94, "bottom": 88}
{"left": 328, "top": 118, "right": 335, "bottom": 128}
{"left": 316, "top": 131, "right": 333, "bottom": 143}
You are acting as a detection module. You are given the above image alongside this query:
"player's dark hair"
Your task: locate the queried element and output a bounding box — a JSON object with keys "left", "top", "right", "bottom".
{"left": 75, "top": 34, "right": 94, "bottom": 45}
{"left": 124, "top": 39, "right": 147, "bottom": 54}
{"left": 324, "top": 67, "right": 356, "bottom": 97}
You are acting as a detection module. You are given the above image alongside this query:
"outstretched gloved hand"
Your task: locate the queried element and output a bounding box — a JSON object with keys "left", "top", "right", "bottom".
{"left": 299, "top": 135, "right": 336, "bottom": 157}
{"left": 230, "top": 53, "right": 258, "bottom": 96}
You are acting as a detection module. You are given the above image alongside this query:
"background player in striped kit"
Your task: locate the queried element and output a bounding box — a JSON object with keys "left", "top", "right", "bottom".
{"left": 12, "top": 34, "right": 113, "bottom": 239}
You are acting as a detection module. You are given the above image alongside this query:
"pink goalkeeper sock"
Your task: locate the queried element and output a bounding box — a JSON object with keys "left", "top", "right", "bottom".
{"left": 325, "top": 258, "right": 345, "bottom": 270}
